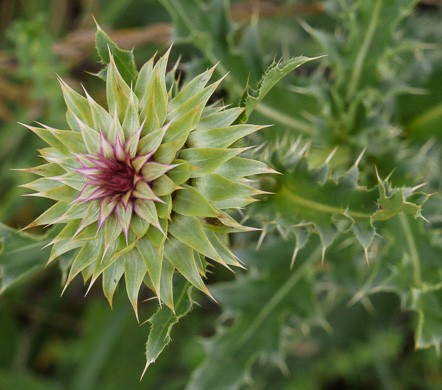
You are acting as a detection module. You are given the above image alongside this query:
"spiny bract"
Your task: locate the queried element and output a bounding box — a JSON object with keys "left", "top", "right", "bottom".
{"left": 19, "top": 47, "right": 274, "bottom": 317}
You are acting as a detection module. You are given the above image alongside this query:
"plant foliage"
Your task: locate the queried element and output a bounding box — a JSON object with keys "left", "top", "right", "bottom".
{"left": 0, "top": 0, "right": 440, "bottom": 388}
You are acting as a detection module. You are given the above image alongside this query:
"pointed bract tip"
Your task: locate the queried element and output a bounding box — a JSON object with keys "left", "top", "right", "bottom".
{"left": 290, "top": 247, "right": 299, "bottom": 270}
{"left": 205, "top": 288, "right": 217, "bottom": 304}
{"left": 364, "top": 247, "right": 370, "bottom": 266}
{"left": 17, "top": 221, "right": 36, "bottom": 233}
{"left": 256, "top": 230, "right": 266, "bottom": 251}
{"left": 60, "top": 281, "right": 70, "bottom": 297}
{"left": 309, "top": 54, "right": 328, "bottom": 61}
{"left": 354, "top": 147, "right": 366, "bottom": 168}
{"left": 140, "top": 359, "right": 155, "bottom": 381}
{"left": 269, "top": 168, "right": 283, "bottom": 175}
{"left": 385, "top": 168, "right": 396, "bottom": 182}
{"left": 419, "top": 214, "right": 430, "bottom": 224}
{"left": 321, "top": 247, "right": 326, "bottom": 265}
{"left": 133, "top": 305, "right": 140, "bottom": 323}
{"left": 412, "top": 182, "right": 428, "bottom": 192}
{"left": 92, "top": 15, "right": 101, "bottom": 29}
{"left": 85, "top": 277, "right": 96, "bottom": 297}
{"left": 374, "top": 165, "right": 382, "bottom": 182}
{"left": 325, "top": 146, "right": 339, "bottom": 164}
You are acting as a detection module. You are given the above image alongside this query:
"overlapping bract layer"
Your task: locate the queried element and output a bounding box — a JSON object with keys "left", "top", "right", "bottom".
{"left": 20, "top": 48, "right": 273, "bottom": 316}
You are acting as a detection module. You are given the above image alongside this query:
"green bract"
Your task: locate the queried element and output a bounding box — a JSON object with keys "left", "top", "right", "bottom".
{"left": 19, "top": 46, "right": 274, "bottom": 317}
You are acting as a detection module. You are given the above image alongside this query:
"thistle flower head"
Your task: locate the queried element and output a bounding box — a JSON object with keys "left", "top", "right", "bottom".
{"left": 19, "top": 46, "right": 273, "bottom": 316}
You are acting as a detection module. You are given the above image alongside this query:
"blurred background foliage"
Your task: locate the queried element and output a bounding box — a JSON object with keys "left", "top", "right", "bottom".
{"left": 0, "top": 0, "right": 440, "bottom": 389}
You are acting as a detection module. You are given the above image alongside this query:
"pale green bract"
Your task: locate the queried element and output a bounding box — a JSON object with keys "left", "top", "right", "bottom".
{"left": 18, "top": 45, "right": 274, "bottom": 318}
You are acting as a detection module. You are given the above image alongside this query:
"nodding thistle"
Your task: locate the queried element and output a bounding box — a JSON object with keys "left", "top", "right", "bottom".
{"left": 18, "top": 44, "right": 274, "bottom": 317}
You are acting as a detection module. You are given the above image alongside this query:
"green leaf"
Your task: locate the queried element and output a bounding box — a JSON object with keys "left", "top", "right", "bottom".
{"left": 106, "top": 55, "right": 132, "bottom": 123}
{"left": 213, "top": 157, "right": 276, "bottom": 179}
{"left": 0, "top": 223, "right": 58, "bottom": 293}
{"left": 145, "top": 279, "right": 193, "bottom": 369}
{"left": 124, "top": 249, "right": 148, "bottom": 319}
{"left": 65, "top": 238, "right": 104, "bottom": 287}
{"left": 196, "top": 107, "right": 244, "bottom": 131}
{"left": 102, "top": 259, "right": 125, "bottom": 307}
{"left": 238, "top": 56, "right": 323, "bottom": 123}
{"left": 168, "top": 65, "right": 215, "bottom": 112}
{"left": 253, "top": 145, "right": 428, "bottom": 253}
{"left": 168, "top": 215, "right": 222, "bottom": 263}
{"left": 133, "top": 199, "right": 162, "bottom": 233}
{"left": 188, "top": 124, "right": 265, "bottom": 148}
{"left": 95, "top": 22, "right": 138, "bottom": 84}
{"left": 172, "top": 185, "right": 219, "bottom": 218}
{"left": 139, "top": 48, "right": 170, "bottom": 130}
{"left": 194, "top": 173, "right": 263, "bottom": 203}
{"left": 137, "top": 236, "right": 163, "bottom": 299}
{"left": 411, "top": 283, "right": 442, "bottom": 353}
{"left": 189, "top": 242, "right": 324, "bottom": 390}
{"left": 58, "top": 77, "right": 95, "bottom": 128}
{"left": 164, "top": 237, "right": 209, "bottom": 295}
{"left": 180, "top": 147, "right": 244, "bottom": 178}
{"left": 167, "top": 160, "right": 192, "bottom": 185}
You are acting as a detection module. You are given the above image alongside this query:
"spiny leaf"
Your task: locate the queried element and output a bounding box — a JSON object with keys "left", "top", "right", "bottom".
{"left": 95, "top": 21, "right": 138, "bottom": 84}
{"left": 238, "top": 56, "right": 324, "bottom": 123}
{"left": 144, "top": 280, "right": 193, "bottom": 372}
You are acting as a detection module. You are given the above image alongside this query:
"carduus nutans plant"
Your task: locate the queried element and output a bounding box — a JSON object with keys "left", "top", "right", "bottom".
{"left": 18, "top": 46, "right": 274, "bottom": 317}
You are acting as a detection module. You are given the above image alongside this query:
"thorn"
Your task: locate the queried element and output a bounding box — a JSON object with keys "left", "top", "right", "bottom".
{"left": 374, "top": 231, "right": 384, "bottom": 239}
{"left": 320, "top": 319, "right": 334, "bottom": 335}
{"left": 60, "top": 282, "right": 70, "bottom": 297}
{"left": 412, "top": 182, "right": 428, "bottom": 192}
{"left": 239, "top": 214, "right": 249, "bottom": 225}
{"left": 364, "top": 247, "right": 370, "bottom": 266}
{"left": 321, "top": 247, "right": 326, "bottom": 265}
{"left": 276, "top": 224, "right": 288, "bottom": 240}
{"left": 142, "top": 296, "right": 159, "bottom": 303}
{"left": 92, "top": 15, "right": 100, "bottom": 29}
{"left": 419, "top": 214, "right": 430, "bottom": 224}
{"left": 291, "top": 135, "right": 303, "bottom": 152}
{"left": 84, "top": 278, "right": 96, "bottom": 297}
{"left": 140, "top": 359, "right": 154, "bottom": 381}
{"left": 290, "top": 247, "right": 299, "bottom": 270}
{"left": 299, "top": 141, "right": 311, "bottom": 157}
{"left": 134, "top": 306, "right": 140, "bottom": 324}
{"left": 205, "top": 288, "right": 218, "bottom": 304}
{"left": 354, "top": 147, "right": 366, "bottom": 167}
{"left": 348, "top": 290, "right": 364, "bottom": 307}
{"left": 374, "top": 165, "right": 382, "bottom": 182}
{"left": 361, "top": 296, "right": 375, "bottom": 315}
{"left": 325, "top": 146, "right": 338, "bottom": 164}
{"left": 256, "top": 230, "right": 266, "bottom": 250}
{"left": 385, "top": 168, "right": 396, "bottom": 181}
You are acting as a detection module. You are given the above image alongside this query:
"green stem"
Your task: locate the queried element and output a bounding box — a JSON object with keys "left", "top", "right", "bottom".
{"left": 346, "top": 0, "right": 382, "bottom": 100}
{"left": 280, "top": 186, "right": 372, "bottom": 219}
{"left": 408, "top": 102, "right": 442, "bottom": 135}
{"left": 399, "top": 213, "right": 421, "bottom": 286}
{"left": 235, "top": 246, "right": 321, "bottom": 351}
{"left": 254, "top": 103, "right": 317, "bottom": 135}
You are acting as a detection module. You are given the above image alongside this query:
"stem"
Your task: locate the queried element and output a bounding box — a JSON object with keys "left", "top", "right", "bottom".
{"left": 346, "top": 0, "right": 382, "bottom": 100}
{"left": 399, "top": 213, "right": 421, "bottom": 286}
{"left": 235, "top": 246, "right": 321, "bottom": 351}
{"left": 280, "top": 186, "right": 372, "bottom": 219}
{"left": 255, "top": 103, "right": 317, "bottom": 135}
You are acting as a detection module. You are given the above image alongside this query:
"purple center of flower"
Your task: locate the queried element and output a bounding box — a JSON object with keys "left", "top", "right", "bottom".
{"left": 72, "top": 128, "right": 175, "bottom": 239}
{"left": 98, "top": 158, "right": 137, "bottom": 194}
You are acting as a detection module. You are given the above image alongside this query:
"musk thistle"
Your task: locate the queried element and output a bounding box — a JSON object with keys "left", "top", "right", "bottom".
{"left": 19, "top": 46, "right": 274, "bottom": 316}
